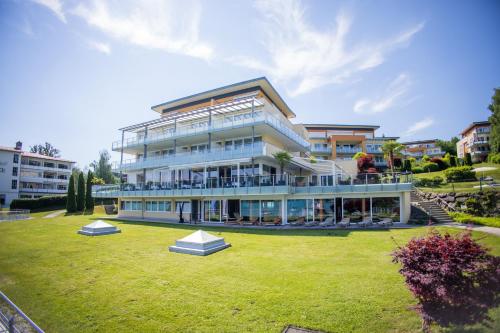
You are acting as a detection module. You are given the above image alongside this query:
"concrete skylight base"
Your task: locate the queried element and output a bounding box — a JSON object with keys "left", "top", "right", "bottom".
{"left": 169, "top": 230, "right": 231, "bottom": 256}
{"left": 78, "top": 220, "right": 121, "bottom": 236}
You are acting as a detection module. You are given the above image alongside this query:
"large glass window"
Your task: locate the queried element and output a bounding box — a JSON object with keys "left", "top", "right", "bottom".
{"left": 313, "top": 199, "right": 335, "bottom": 222}
{"left": 121, "top": 200, "right": 143, "bottom": 211}
{"left": 145, "top": 200, "right": 172, "bottom": 212}
{"left": 343, "top": 198, "right": 370, "bottom": 222}
{"left": 287, "top": 199, "right": 312, "bottom": 222}
{"left": 372, "top": 197, "right": 400, "bottom": 222}
{"left": 241, "top": 200, "right": 259, "bottom": 223}
{"left": 203, "top": 200, "right": 221, "bottom": 222}
{"left": 261, "top": 200, "right": 281, "bottom": 224}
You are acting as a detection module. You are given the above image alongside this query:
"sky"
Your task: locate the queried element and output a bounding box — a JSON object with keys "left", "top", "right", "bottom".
{"left": 0, "top": 0, "right": 499, "bottom": 169}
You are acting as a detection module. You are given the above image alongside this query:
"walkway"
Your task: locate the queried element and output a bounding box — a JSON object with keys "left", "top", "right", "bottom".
{"left": 43, "top": 210, "right": 66, "bottom": 219}
{"left": 442, "top": 223, "right": 500, "bottom": 237}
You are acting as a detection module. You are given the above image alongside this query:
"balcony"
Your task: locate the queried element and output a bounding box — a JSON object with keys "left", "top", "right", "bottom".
{"left": 366, "top": 147, "right": 382, "bottom": 154}
{"left": 93, "top": 173, "right": 413, "bottom": 198}
{"left": 113, "top": 142, "right": 281, "bottom": 172}
{"left": 20, "top": 163, "right": 72, "bottom": 172}
{"left": 311, "top": 146, "right": 332, "bottom": 154}
{"left": 112, "top": 109, "right": 310, "bottom": 152}
{"left": 20, "top": 176, "right": 69, "bottom": 183}
{"left": 336, "top": 147, "right": 362, "bottom": 154}
{"left": 19, "top": 188, "right": 67, "bottom": 194}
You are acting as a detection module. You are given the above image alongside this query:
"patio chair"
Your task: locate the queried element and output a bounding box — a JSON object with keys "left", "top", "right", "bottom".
{"left": 359, "top": 217, "right": 373, "bottom": 228}
{"left": 337, "top": 217, "right": 350, "bottom": 228}
{"left": 319, "top": 217, "right": 335, "bottom": 227}
{"left": 289, "top": 216, "right": 306, "bottom": 226}
{"left": 233, "top": 213, "right": 244, "bottom": 225}
{"left": 379, "top": 217, "right": 393, "bottom": 227}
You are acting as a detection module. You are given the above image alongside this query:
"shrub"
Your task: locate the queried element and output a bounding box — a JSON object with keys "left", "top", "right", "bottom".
{"left": 421, "top": 162, "right": 439, "bottom": 172}
{"left": 443, "top": 166, "right": 476, "bottom": 182}
{"left": 488, "top": 152, "right": 500, "bottom": 164}
{"left": 10, "top": 196, "right": 66, "bottom": 211}
{"left": 464, "top": 152, "right": 472, "bottom": 166}
{"left": 422, "top": 155, "right": 430, "bottom": 162}
{"left": 392, "top": 230, "right": 500, "bottom": 331}
{"left": 430, "top": 157, "right": 447, "bottom": 170}
{"left": 402, "top": 159, "right": 412, "bottom": 172}
{"left": 356, "top": 154, "right": 375, "bottom": 172}
{"left": 412, "top": 166, "right": 424, "bottom": 174}
{"left": 465, "top": 197, "right": 483, "bottom": 215}
{"left": 414, "top": 176, "right": 443, "bottom": 187}
{"left": 66, "top": 174, "right": 76, "bottom": 213}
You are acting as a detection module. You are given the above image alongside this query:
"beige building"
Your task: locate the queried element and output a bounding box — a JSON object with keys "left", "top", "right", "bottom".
{"left": 401, "top": 139, "right": 444, "bottom": 160}
{"left": 457, "top": 121, "right": 491, "bottom": 162}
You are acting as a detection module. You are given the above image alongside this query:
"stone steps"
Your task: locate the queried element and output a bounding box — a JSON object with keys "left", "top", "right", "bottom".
{"left": 410, "top": 190, "right": 455, "bottom": 224}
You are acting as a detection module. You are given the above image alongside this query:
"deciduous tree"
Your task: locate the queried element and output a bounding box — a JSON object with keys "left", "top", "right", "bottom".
{"left": 29, "top": 142, "right": 60, "bottom": 157}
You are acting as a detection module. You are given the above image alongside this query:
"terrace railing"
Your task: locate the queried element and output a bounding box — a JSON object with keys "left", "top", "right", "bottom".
{"left": 0, "top": 210, "right": 30, "bottom": 221}
{"left": 336, "top": 147, "right": 362, "bottom": 154}
{"left": 0, "top": 291, "right": 44, "bottom": 333}
{"left": 93, "top": 172, "right": 413, "bottom": 197}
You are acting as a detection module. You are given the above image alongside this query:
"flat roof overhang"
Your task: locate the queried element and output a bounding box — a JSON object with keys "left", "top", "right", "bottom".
{"left": 150, "top": 77, "right": 296, "bottom": 119}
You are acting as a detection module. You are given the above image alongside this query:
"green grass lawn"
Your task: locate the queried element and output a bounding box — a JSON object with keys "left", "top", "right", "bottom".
{"left": 1, "top": 213, "right": 499, "bottom": 333}
{"left": 449, "top": 212, "right": 500, "bottom": 228}
{"left": 414, "top": 162, "right": 500, "bottom": 193}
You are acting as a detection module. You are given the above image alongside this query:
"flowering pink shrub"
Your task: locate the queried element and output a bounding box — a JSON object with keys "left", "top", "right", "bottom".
{"left": 392, "top": 230, "right": 500, "bottom": 332}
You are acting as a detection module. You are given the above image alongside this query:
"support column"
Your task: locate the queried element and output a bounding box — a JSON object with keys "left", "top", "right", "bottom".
{"left": 282, "top": 197, "right": 286, "bottom": 225}
{"left": 237, "top": 162, "right": 240, "bottom": 187}
{"left": 208, "top": 106, "right": 212, "bottom": 152}
{"left": 119, "top": 130, "right": 124, "bottom": 190}
{"left": 143, "top": 126, "right": 148, "bottom": 189}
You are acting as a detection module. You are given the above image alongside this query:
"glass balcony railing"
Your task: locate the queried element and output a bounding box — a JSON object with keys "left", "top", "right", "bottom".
{"left": 113, "top": 142, "right": 273, "bottom": 171}
{"left": 311, "top": 146, "right": 332, "bottom": 153}
{"left": 93, "top": 172, "right": 413, "bottom": 197}
{"left": 366, "top": 147, "right": 382, "bottom": 154}
{"left": 112, "top": 112, "right": 310, "bottom": 151}
{"left": 336, "top": 147, "right": 362, "bottom": 154}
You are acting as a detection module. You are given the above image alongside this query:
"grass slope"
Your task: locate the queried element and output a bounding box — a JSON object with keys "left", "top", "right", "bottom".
{"left": 0, "top": 213, "right": 499, "bottom": 333}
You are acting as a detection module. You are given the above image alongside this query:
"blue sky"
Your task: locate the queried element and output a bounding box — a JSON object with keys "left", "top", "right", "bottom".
{"left": 0, "top": 0, "right": 499, "bottom": 168}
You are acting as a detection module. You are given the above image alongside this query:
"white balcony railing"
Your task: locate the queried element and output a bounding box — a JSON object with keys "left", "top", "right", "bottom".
{"left": 112, "top": 111, "right": 310, "bottom": 151}
{"left": 113, "top": 142, "right": 280, "bottom": 172}
{"left": 336, "top": 147, "right": 362, "bottom": 154}
{"left": 311, "top": 146, "right": 332, "bottom": 153}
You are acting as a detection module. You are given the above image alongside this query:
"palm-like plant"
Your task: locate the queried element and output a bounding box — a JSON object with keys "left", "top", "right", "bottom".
{"left": 381, "top": 141, "right": 404, "bottom": 173}
{"left": 273, "top": 151, "right": 292, "bottom": 176}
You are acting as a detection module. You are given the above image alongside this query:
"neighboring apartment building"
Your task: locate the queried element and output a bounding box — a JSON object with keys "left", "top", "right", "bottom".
{"left": 457, "top": 121, "right": 491, "bottom": 163}
{"left": 304, "top": 124, "right": 398, "bottom": 168}
{"left": 94, "top": 77, "right": 412, "bottom": 224}
{"left": 0, "top": 142, "right": 75, "bottom": 207}
{"left": 401, "top": 139, "right": 444, "bottom": 160}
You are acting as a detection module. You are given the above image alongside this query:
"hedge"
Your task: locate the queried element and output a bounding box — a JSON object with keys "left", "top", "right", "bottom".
{"left": 414, "top": 176, "right": 444, "bottom": 187}
{"left": 421, "top": 162, "right": 439, "bottom": 172}
{"left": 443, "top": 166, "right": 476, "bottom": 182}
{"left": 10, "top": 195, "right": 67, "bottom": 211}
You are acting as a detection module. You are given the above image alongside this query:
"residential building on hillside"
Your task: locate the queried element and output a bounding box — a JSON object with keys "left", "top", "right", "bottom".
{"left": 401, "top": 139, "right": 444, "bottom": 160}
{"left": 94, "top": 77, "right": 412, "bottom": 225}
{"left": 0, "top": 142, "right": 75, "bottom": 207}
{"left": 304, "top": 124, "right": 398, "bottom": 168}
{"left": 457, "top": 121, "right": 491, "bottom": 163}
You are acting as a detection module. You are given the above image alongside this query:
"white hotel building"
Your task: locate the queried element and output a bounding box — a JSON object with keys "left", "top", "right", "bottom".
{"left": 0, "top": 142, "right": 75, "bottom": 207}
{"left": 94, "top": 78, "right": 412, "bottom": 225}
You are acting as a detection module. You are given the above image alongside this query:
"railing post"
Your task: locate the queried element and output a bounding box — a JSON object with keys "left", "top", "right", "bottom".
{"left": 8, "top": 315, "right": 15, "bottom": 333}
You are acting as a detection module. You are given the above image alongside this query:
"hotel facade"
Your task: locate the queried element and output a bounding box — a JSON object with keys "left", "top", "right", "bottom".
{"left": 94, "top": 78, "right": 412, "bottom": 225}
{"left": 0, "top": 142, "right": 75, "bottom": 207}
{"left": 401, "top": 139, "right": 445, "bottom": 160}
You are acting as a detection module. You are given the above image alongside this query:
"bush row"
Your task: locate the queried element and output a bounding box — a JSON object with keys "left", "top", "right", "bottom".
{"left": 10, "top": 195, "right": 67, "bottom": 211}
{"left": 443, "top": 166, "right": 476, "bottom": 182}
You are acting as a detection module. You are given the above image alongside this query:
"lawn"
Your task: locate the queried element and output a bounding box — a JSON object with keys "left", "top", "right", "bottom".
{"left": 414, "top": 162, "right": 500, "bottom": 193}
{"left": 449, "top": 212, "right": 500, "bottom": 228}
{"left": 1, "top": 213, "right": 499, "bottom": 333}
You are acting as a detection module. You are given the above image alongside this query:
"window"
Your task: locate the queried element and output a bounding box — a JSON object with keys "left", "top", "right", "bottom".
{"left": 12, "top": 180, "right": 17, "bottom": 189}
{"left": 145, "top": 200, "right": 171, "bottom": 212}
{"left": 13, "top": 154, "right": 19, "bottom": 163}
{"left": 120, "top": 200, "right": 143, "bottom": 211}
{"left": 12, "top": 167, "right": 18, "bottom": 176}
{"left": 58, "top": 164, "right": 69, "bottom": 169}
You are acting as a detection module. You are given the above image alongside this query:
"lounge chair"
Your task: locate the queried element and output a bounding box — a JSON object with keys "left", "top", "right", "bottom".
{"left": 289, "top": 216, "right": 306, "bottom": 226}
{"left": 319, "top": 217, "right": 335, "bottom": 227}
{"left": 338, "top": 217, "right": 350, "bottom": 228}
{"left": 305, "top": 219, "right": 319, "bottom": 227}
{"left": 379, "top": 217, "right": 393, "bottom": 227}
{"left": 359, "top": 217, "right": 373, "bottom": 228}
{"left": 234, "top": 213, "right": 244, "bottom": 225}
{"left": 262, "top": 217, "right": 282, "bottom": 226}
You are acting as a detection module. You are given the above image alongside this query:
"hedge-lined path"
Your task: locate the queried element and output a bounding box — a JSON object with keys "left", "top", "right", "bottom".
{"left": 43, "top": 210, "right": 66, "bottom": 219}
{"left": 442, "top": 222, "right": 500, "bottom": 237}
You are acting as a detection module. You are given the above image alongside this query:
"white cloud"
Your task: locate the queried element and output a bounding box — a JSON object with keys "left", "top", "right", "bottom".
{"left": 32, "top": 0, "right": 66, "bottom": 23}
{"left": 231, "top": 0, "right": 424, "bottom": 96}
{"left": 72, "top": 0, "right": 213, "bottom": 60}
{"left": 403, "top": 117, "right": 434, "bottom": 137}
{"left": 88, "top": 40, "right": 111, "bottom": 55}
{"left": 353, "top": 73, "right": 412, "bottom": 114}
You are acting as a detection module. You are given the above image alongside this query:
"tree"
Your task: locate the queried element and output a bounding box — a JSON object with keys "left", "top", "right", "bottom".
{"left": 392, "top": 230, "right": 500, "bottom": 332}
{"left": 91, "top": 177, "right": 105, "bottom": 185}
{"left": 273, "top": 151, "right": 292, "bottom": 176}
{"left": 488, "top": 88, "right": 500, "bottom": 153}
{"left": 464, "top": 152, "right": 472, "bottom": 166}
{"left": 402, "top": 159, "right": 412, "bottom": 172}
{"left": 381, "top": 141, "right": 404, "bottom": 174}
{"left": 66, "top": 174, "right": 77, "bottom": 213}
{"left": 29, "top": 142, "right": 60, "bottom": 157}
{"left": 77, "top": 172, "right": 85, "bottom": 211}
{"left": 178, "top": 201, "right": 185, "bottom": 223}
{"left": 91, "top": 150, "right": 116, "bottom": 184}
{"left": 85, "top": 170, "right": 94, "bottom": 212}
{"left": 436, "top": 137, "right": 459, "bottom": 156}
{"left": 355, "top": 153, "right": 375, "bottom": 172}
